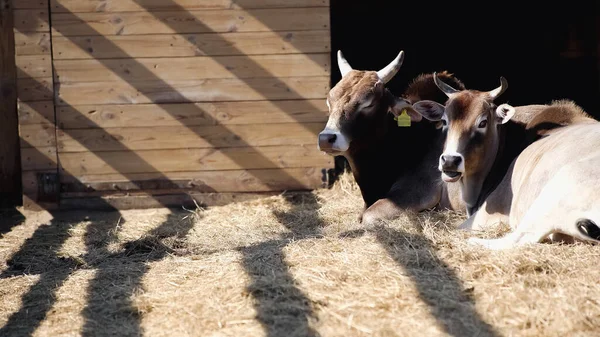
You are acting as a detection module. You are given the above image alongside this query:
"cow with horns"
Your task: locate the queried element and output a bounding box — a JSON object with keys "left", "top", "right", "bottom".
{"left": 410, "top": 73, "right": 600, "bottom": 249}
{"left": 318, "top": 50, "right": 465, "bottom": 226}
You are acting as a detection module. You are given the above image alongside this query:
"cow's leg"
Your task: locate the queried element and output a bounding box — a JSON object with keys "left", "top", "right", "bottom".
{"left": 360, "top": 198, "right": 405, "bottom": 227}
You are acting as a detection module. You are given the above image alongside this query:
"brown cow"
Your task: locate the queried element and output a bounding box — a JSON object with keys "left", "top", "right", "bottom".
{"left": 411, "top": 74, "right": 600, "bottom": 249}
{"left": 318, "top": 51, "right": 465, "bottom": 226}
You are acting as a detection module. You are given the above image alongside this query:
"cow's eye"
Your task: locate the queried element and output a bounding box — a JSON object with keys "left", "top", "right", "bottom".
{"left": 478, "top": 119, "right": 488, "bottom": 129}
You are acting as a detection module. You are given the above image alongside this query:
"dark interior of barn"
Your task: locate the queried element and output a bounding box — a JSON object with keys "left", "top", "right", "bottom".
{"left": 329, "top": 0, "right": 599, "bottom": 171}
{"left": 330, "top": 1, "right": 599, "bottom": 113}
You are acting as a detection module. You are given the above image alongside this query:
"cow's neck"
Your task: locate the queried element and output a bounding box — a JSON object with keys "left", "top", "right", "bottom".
{"left": 346, "top": 116, "right": 440, "bottom": 207}
{"left": 467, "top": 121, "right": 530, "bottom": 214}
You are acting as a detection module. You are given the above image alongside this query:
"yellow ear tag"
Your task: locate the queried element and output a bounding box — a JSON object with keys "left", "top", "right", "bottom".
{"left": 394, "top": 109, "right": 411, "bottom": 127}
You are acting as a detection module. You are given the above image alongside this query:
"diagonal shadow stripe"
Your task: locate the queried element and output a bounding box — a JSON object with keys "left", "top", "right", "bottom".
{"left": 80, "top": 210, "right": 194, "bottom": 337}
{"left": 240, "top": 192, "right": 324, "bottom": 337}
{"left": 340, "top": 225, "right": 499, "bottom": 337}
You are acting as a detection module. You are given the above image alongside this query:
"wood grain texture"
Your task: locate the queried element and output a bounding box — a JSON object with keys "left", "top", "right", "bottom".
{"left": 56, "top": 76, "right": 329, "bottom": 105}
{"left": 54, "top": 54, "right": 330, "bottom": 82}
{"left": 61, "top": 167, "right": 326, "bottom": 192}
{"left": 57, "top": 123, "right": 322, "bottom": 152}
{"left": 52, "top": 8, "right": 329, "bottom": 36}
{"left": 13, "top": 0, "right": 46, "bottom": 9}
{"left": 14, "top": 9, "right": 49, "bottom": 32}
{"left": 52, "top": 30, "right": 330, "bottom": 59}
{"left": 16, "top": 54, "right": 52, "bottom": 78}
{"left": 14, "top": 32, "right": 51, "bottom": 55}
{"left": 59, "top": 145, "right": 333, "bottom": 175}
{"left": 51, "top": 0, "right": 329, "bottom": 13}
{"left": 19, "top": 100, "right": 55, "bottom": 125}
{"left": 57, "top": 100, "right": 328, "bottom": 129}
{"left": 20, "top": 124, "right": 56, "bottom": 148}
{"left": 21, "top": 146, "right": 57, "bottom": 171}
{"left": 17, "top": 76, "right": 53, "bottom": 101}
{"left": 1, "top": 0, "right": 23, "bottom": 206}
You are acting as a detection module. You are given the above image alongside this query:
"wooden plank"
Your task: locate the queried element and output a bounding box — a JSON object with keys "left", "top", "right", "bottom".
{"left": 0, "top": 0, "right": 22, "bottom": 207}
{"left": 58, "top": 191, "right": 280, "bottom": 211}
{"left": 61, "top": 167, "right": 326, "bottom": 192}
{"left": 20, "top": 124, "right": 56, "bottom": 148}
{"left": 52, "top": 30, "right": 330, "bottom": 59}
{"left": 57, "top": 100, "right": 328, "bottom": 129}
{"left": 16, "top": 54, "right": 52, "bottom": 78}
{"left": 54, "top": 54, "right": 330, "bottom": 82}
{"left": 14, "top": 32, "right": 51, "bottom": 55}
{"left": 59, "top": 145, "right": 333, "bottom": 175}
{"left": 18, "top": 100, "right": 55, "bottom": 125}
{"left": 51, "top": 8, "right": 329, "bottom": 36}
{"left": 17, "top": 76, "right": 53, "bottom": 102}
{"left": 21, "top": 146, "right": 57, "bottom": 171}
{"left": 51, "top": 0, "right": 329, "bottom": 13}
{"left": 56, "top": 76, "right": 329, "bottom": 105}
{"left": 14, "top": 9, "right": 49, "bottom": 32}
{"left": 57, "top": 123, "right": 322, "bottom": 152}
{"left": 13, "top": 0, "right": 46, "bottom": 10}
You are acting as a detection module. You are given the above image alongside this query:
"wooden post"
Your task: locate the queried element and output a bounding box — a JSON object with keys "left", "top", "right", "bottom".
{"left": 0, "top": 0, "right": 22, "bottom": 207}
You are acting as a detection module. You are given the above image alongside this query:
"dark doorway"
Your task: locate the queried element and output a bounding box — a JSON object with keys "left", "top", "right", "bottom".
{"left": 330, "top": 0, "right": 600, "bottom": 115}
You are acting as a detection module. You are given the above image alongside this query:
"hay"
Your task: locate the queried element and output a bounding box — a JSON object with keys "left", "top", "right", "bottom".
{"left": 0, "top": 172, "right": 599, "bottom": 336}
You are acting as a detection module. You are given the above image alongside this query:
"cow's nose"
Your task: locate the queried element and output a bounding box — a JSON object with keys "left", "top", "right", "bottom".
{"left": 318, "top": 132, "right": 337, "bottom": 149}
{"left": 440, "top": 154, "right": 462, "bottom": 170}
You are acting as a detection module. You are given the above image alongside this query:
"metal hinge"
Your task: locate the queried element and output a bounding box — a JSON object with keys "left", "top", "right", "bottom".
{"left": 37, "top": 172, "right": 59, "bottom": 202}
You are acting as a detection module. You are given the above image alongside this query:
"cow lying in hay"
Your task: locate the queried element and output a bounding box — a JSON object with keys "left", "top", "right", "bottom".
{"left": 409, "top": 73, "right": 600, "bottom": 249}
{"left": 317, "top": 50, "right": 465, "bottom": 226}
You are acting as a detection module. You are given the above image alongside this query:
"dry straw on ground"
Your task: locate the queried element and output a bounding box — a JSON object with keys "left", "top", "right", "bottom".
{"left": 0, "top": 172, "right": 599, "bottom": 337}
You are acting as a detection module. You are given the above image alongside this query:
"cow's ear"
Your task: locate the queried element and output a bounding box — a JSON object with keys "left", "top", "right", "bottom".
{"left": 412, "top": 100, "right": 445, "bottom": 121}
{"left": 496, "top": 103, "right": 515, "bottom": 124}
{"left": 388, "top": 97, "right": 422, "bottom": 122}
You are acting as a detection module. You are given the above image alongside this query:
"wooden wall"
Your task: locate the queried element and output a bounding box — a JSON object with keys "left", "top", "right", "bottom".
{"left": 14, "top": 0, "right": 333, "bottom": 209}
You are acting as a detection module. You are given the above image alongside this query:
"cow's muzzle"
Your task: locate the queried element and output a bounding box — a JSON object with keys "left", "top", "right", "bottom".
{"left": 317, "top": 130, "right": 348, "bottom": 154}
{"left": 439, "top": 153, "right": 464, "bottom": 182}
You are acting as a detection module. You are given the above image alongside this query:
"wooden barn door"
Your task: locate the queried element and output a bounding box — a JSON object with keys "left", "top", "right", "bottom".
{"left": 16, "top": 0, "right": 333, "bottom": 209}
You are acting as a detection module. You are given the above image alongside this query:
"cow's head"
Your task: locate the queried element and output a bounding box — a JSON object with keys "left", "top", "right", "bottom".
{"left": 411, "top": 73, "right": 514, "bottom": 185}
{"left": 318, "top": 50, "right": 420, "bottom": 155}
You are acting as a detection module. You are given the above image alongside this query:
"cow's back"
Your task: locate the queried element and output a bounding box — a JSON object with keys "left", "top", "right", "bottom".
{"left": 509, "top": 122, "right": 600, "bottom": 224}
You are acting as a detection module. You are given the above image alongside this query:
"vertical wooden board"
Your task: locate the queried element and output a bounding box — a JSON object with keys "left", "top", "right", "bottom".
{"left": 51, "top": 0, "right": 329, "bottom": 13}
{"left": 20, "top": 124, "right": 56, "bottom": 148}
{"left": 21, "top": 146, "right": 57, "bottom": 171}
{"left": 51, "top": 8, "right": 329, "bottom": 36}
{"left": 19, "top": 100, "right": 55, "bottom": 125}
{"left": 17, "top": 76, "right": 53, "bottom": 102}
{"left": 0, "top": 0, "right": 22, "bottom": 206}
{"left": 16, "top": 54, "right": 52, "bottom": 78}
{"left": 13, "top": 9, "right": 49, "bottom": 32}
{"left": 14, "top": 32, "right": 51, "bottom": 55}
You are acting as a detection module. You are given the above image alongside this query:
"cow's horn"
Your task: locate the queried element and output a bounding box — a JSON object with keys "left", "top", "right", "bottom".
{"left": 337, "top": 50, "right": 353, "bottom": 77}
{"left": 434, "top": 72, "right": 459, "bottom": 97}
{"left": 488, "top": 77, "right": 508, "bottom": 99}
{"left": 376, "top": 50, "right": 404, "bottom": 84}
